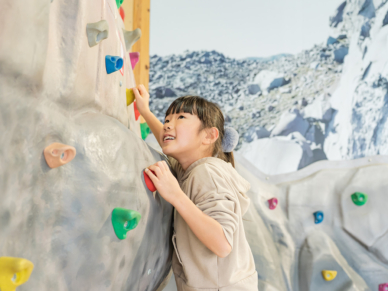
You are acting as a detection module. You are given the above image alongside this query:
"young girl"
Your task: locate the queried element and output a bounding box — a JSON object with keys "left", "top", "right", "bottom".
{"left": 133, "top": 84, "right": 258, "bottom": 291}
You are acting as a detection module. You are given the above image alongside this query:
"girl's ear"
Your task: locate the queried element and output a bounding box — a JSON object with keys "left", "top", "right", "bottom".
{"left": 203, "top": 127, "right": 219, "bottom": 145}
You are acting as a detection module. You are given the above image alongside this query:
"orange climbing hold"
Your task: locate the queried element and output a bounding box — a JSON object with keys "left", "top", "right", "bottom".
{"left": 134, "top": 101, "right": 140, "bottom": 121}
{"left": 0, "top": 257, "right": 34, "bottom": 291}
{"left": 144, "top": 169, "right": 156, "bottom": 192}
{"left": 44, "top": 143, "right": 76, "bottom": 169}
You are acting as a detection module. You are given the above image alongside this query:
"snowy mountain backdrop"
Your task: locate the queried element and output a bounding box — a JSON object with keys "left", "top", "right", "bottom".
{"left": 148, "top": 0, "right": 388, "bottom": 175}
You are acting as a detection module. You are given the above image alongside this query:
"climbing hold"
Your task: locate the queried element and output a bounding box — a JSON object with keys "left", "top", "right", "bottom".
{"left": 144, "top": 169, "right": 156, "bottom": 192}
{"left": 44, "top": 143, "right": 76, "bottom": 169}
{"left": 351, "top": 192, "right": 368, "bottom": 206}
{"left": 134, "top": 101, "right": 140, "bottom": 121}
{"left": 379, "top": 283, "right": 388, "bottom": 291}
{"left": 0, "top": 257, "right": 34, "bottom": 291}
{"left": 321, "top": 270, "right": 337, "bottom": 281}
{"left": 141, "top": 122, "right": 150, "bottom": 140}
{"left": 105, "top": 55, "right": 123, "bottom": 74}
{"left": 111, "top": 208, "right": 141, "bottom": 240}
{"left": 119, "top": 6, "right": 125, "bottom": 21}
{"left": 122, "top": 28, "right": 141, "bottom": 51}
{"left": 129, "top": 52, "right": 140, "bottom": 70}
{"left": 268, "top": 198, "right": 278, "bottom": 210}
{"left": 126, "top": 89, "right": 135, "bottom": 106}
{"left": 313, "top": 211, "right": 324, "bottom": 224}
{"left": 86, "top": 20, "right": 109, "bottom": 47}
{"left": 115, "top": 0, "right": 124, "bottom": 9}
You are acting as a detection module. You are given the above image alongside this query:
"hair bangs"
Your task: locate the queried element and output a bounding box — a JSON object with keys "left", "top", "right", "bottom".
{"left": 165, "top": 96, "right": 200, "bottom": 118}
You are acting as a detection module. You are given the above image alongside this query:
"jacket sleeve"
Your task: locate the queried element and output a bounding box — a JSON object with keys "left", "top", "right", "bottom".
{"left": 190, "top": 164, "right": 239, "bottom": 249}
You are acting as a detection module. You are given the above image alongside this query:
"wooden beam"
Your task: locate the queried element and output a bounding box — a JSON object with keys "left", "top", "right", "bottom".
{"left": 132, "top": 0, "right": 150, "bottom": 91}
{"left": 121, "top": 0, "right": 134, "bottom": 31}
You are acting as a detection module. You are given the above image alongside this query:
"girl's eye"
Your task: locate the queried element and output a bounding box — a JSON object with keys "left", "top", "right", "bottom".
{"left": 178, "top": 115, "right": 184, "bottom": 119}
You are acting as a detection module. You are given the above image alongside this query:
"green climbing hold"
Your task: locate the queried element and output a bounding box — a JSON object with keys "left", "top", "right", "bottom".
{"left": 111, "top": 208, "right": 141, "bottom": 240}
{"left": 351, "top": 192, "right": 368, "bottom": 206}
{"left": 116, "top": 0, "right": 124, "bottom": 9}
{"left": 141, "top": 123, "right": 150, "bottom": 140}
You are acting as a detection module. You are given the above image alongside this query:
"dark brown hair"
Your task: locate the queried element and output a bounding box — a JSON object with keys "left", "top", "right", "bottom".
{"left": 165, "top": 95, "right": 235, "bottom": 167}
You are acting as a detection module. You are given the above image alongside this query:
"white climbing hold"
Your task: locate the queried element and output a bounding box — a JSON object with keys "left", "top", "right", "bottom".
{"left": 86, "top": 20, "right": 109, "bottom": 47}
{"left": 122, "top": 28, "right": 141, "bottom": 51}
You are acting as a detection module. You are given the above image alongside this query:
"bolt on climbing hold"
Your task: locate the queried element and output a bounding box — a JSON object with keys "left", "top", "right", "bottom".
{"left": 111, "top": 208, "right": 141, "bottom": 240}
{"left": 126, "top": 89, "right": 135, "bottom": 106}
{"left": 122, "top": 28, "right": 141, "bottom": 51}
{"left": 379, "top": 283, "right": 388, "bottom": 291}
{"left": 351, "top": 192, "right": 368, "bottom": 206}
{"left": 86, "top": 20, "right": 109, "bottom": 47}
{"left": 134, "top": 101, "right": 140, "bottom": 121}
{"left": 321, "top": 270, "right": 337, "bottom": 281}
{"left": 44, "top": 143, "right": 76, "bottom": 169}
{"left": 115, "top": 0, "right": 124, "bottom": 9}
{"left": 313, "top": 211, "right": 324, "bottom": 224}
{"left": 141, "top": 122, "right": 150, "bottom": 140}
{"left": 105, "top": 55, "right": 123, "bottom": 74}
{"left": 129, "top": 52, "right": 140, "bottom": 70}
{"left": 119, "top": 6, "right": 125, "bottom": 21}
{"left": 144, "top": 169, "right": 157, "bottom": 192}
{"left": 268, "top": 198, "right": 278, "bottom": 210}
{"left": 0, "top": 257, "right": 34, "bottom": 291}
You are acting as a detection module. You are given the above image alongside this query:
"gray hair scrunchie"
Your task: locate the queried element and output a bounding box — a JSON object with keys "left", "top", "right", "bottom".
{"left": 222, "top": 127, "right": 239, "bottom": 153}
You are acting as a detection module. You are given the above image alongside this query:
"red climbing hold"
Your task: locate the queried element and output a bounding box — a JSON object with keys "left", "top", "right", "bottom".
{"left": 129, "top": 52, "right": 140, "bottom": 70}
{"left": 119, "top": 6, "right": 125, "bottom": 21}
{"left": 134, "top": 101, "right": 140, "bottom": 121}
{"left": 268, "top": 198, "right": 278, "bottom": 210}
{"left": 144, "top": 169, "right": 156, "bottom": 192}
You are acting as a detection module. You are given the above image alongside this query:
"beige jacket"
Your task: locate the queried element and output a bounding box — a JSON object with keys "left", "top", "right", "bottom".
{"left": 166, "top": 156, "right": 258, "bottom": 291}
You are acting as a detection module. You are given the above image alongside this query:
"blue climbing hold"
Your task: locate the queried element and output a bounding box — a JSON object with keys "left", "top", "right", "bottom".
{"left": 105, "top": 55, "right": 123, "bottom": 74}
{"left": 314, "top": 211, "right": 324, "bottom": 224}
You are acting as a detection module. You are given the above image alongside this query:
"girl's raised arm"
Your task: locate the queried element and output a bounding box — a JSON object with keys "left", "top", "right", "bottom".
{"left": 133, "top": 85, "right": 164, "bottom": 148}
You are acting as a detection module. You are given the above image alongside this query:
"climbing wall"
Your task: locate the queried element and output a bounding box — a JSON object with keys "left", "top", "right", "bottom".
{"left": 236, "top": 153, "right": 388, "bottom": 291}
{"left": 0, "top": 0, "right": 172, "bottom": 290}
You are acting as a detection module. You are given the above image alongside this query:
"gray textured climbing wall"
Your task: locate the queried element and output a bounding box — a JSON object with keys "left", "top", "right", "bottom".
{"left": 236, "top": 154, "right": 388, "bottom": 291}
{"left": 0, "top": 0, "right": 173, "bottom": 290}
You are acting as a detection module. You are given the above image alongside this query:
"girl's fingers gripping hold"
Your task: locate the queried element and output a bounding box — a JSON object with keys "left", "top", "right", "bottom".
{"left": 148, "top": 164, "right": 163, "bottom": 178}
{"left": 138, "top": 84, "right": 149, "bottom": 98}
{"left": 132, "top": 87, "right": 141, "bottom": 100}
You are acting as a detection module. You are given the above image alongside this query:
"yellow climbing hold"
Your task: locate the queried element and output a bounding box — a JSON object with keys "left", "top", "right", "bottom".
{"left": 126, "top": 88, "right": 135, "bottom": 106}
{"left": 0, "top": 257, "right": 34, "bottom": 291}
{"left": 322, "top": 270, "right": 337, "bottom": 281}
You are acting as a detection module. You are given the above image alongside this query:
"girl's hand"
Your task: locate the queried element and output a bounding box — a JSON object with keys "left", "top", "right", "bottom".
{"left": 145, "top": 161, "right": 184, "bottom": 205}
{"left": 132, "top": 84, "right": 150, "bottom": 116}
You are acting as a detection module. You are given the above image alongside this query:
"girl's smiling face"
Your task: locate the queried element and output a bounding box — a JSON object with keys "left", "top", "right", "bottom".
{"left": 161, "top": 111, "right": 207, "bottom": 159}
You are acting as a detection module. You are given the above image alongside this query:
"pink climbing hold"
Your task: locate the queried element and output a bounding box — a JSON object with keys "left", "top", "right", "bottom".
{"left": 268, "top": 198, "right": 278, "bottom": 210}
{"left": 379, "top": 283, "right": 388, "bottom": 291}
{"left": 129, "top": 52, "right": 140, "bottom": 70}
